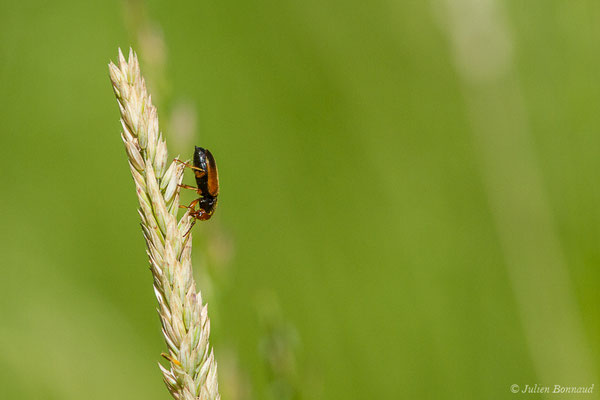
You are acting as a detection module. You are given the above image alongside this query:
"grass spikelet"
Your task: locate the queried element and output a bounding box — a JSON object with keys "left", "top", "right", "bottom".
{"left": 109, "top": 48, "right": 220, "bottom": 400}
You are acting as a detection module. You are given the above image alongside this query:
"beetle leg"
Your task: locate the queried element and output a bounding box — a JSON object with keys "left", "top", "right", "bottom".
{"left": 179, "top": 198, "right": 200, "bottom": 210}
{"left": 174, "top": 158, "right": 204, "bottom": 172}
{"left": 178, "top": 184, "right": 200, "bottom": 192}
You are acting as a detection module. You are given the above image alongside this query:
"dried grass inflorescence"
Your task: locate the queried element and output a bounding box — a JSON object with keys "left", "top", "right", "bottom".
{"left": 109, "top": 48, "right": 220, "bottom": 400}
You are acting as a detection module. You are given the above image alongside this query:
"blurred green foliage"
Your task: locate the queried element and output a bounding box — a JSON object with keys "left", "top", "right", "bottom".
{"left": 1, "top": 0, "right": 599, "bottom": 399}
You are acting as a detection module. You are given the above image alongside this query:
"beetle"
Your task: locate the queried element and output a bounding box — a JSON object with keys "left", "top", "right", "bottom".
{"left": 175, "top": 146, "right": 219, "bottom": 229}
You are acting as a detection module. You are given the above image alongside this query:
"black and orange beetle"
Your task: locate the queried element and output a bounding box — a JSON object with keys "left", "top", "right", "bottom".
{"left": 175, "top": 146, "right": 219, "bottom": 228}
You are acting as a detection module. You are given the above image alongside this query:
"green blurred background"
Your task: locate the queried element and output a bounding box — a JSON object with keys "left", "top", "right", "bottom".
{"left": 1, "top": 0, "right": 599, "bottom": 399}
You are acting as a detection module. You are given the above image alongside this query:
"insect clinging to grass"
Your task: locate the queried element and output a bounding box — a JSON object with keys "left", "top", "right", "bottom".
{"left": 175, "top": 146, "right": 219, "bottom": 233}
